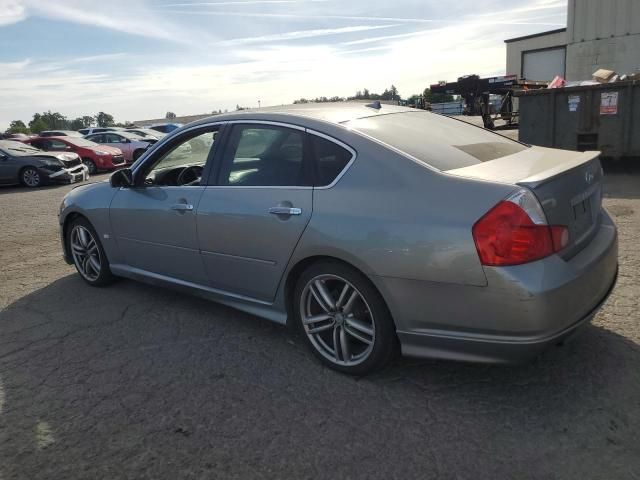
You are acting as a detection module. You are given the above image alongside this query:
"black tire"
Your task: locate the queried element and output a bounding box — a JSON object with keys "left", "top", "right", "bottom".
{"left": 82, "top": 158, "right": 97, "bottom": 175}
{"left": 66, "top": 217, "right": 115, "bottom": 287}
{"left": 294, "top": 260, "right": 397, "bottom": 375}
{"left": 20, "top": 166, "right": 42, "bottom": 188}
{"left": 133, "top": 149, "right": 145, "bottom": 161}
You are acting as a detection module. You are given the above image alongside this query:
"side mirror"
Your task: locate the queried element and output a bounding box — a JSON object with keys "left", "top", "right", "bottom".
{"left": 110, "top": 168, "right": 133, "bottom": 188}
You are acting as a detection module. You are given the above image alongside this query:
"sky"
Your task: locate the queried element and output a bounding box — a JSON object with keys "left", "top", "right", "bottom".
{"left": 0, "top": 0, "right": 566, "bottom": 129}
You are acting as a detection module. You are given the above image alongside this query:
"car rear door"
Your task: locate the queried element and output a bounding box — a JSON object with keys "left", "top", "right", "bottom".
{"left": 196, "top": 122, "right": 313, "bottom": 302}
{"left": 109, "top": 125, "right": 221, "bottom": 285}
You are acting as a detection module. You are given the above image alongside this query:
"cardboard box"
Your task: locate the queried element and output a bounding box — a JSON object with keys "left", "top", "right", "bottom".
{"left": 592, "top": 69, "right": 616, "bottom": 83}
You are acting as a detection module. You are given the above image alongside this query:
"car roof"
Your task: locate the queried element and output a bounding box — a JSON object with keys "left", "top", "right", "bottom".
{"left": 190, "top": 102, "right": 415, "bottom": 128}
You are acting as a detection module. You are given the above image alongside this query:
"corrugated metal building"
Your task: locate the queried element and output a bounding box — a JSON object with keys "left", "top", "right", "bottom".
{"left": 505, "top": 0, "right": 640, "bottom": 81}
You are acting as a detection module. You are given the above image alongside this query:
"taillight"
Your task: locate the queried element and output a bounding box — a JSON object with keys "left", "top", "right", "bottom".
{"left": 472, "top": 189, "right": 568, "bottom": 266}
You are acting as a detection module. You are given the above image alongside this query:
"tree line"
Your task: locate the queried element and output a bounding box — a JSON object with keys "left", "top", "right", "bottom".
{"left": 293, "top": 85, "right": 454, "bottom": 106}
{"left": 5, "top": 111, "right": 122, "bottom": 134}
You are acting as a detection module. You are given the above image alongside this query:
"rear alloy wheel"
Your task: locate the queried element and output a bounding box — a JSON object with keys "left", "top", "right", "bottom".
{"left": 67, "top": 218, "right": 115, "bottom": 286}
{"left": 20, "top": 167, "right": 42, "bottom": 188}
{"left": 83, "top": 159, "right": 97, "bottom": 175}
{"left": 295, "top": 262, "right": 396, "bottom": 375}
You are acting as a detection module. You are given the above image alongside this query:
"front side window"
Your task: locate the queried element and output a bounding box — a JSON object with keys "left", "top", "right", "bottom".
{"left": 219, "top": 125, "right": 308, "bottom": 187}
{"left": 141, "top": 128, "right": 218, "bottom": 187}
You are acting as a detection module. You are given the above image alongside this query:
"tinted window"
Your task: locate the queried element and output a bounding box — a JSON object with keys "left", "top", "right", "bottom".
{"left": 346, "top": 111, "right": 527, "bottom": 171}
{"left": 311, "top": 135, "right": 352, "bottom": 186}
{"left": 103, "top": 134, "right": 122, "bottom": 143}
{"left": 48, "top": 140, "right": 68, "bottom": 151}
{"left": 87, "top": 134, "right": 103, "bottom": 143}
{"left": 220, "top": 125, "right": 308, "bottom": 187}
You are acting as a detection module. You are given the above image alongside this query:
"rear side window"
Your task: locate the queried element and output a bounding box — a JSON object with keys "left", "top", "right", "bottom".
{"left": 311, "top": 135, "right": 352, "bottom": 186}
{"left": 346, "top": 111, "right": 527, "bottom": 171}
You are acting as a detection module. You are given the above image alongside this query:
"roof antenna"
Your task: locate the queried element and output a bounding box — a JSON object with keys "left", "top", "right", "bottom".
{"left": 365, "top": 100, "right": 382, "bottom": 109}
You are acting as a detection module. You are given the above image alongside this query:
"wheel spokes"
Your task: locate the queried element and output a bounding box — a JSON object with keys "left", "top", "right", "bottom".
{"left": 332, "top": 325, "right": 341, "bottom": 361}
{"left": 303, "top": 313, "right": 332, "bottom": 325}
{"left": 307, "top": 322, "right": 335, "bottom": 335}
{"left": 311, "top": 280, "right": 335, "bottom": 312}
{"left": 344, "top": 325, "right": 373, "bottom": 346}
{"left": 339, "top": 326, "right": 351, "bottom": 361}
{"left": 345, "top": 317, "right": 373, "bottom": 337}
{"left": 342, "top": 290, "right": 359, "bottom": 315}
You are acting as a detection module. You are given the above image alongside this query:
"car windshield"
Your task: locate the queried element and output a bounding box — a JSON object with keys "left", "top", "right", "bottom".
{"left": 0, "top": 141, "right": 42, "bottom": 155}
{"left": 345, "top": 111, "right": 528, "bottom": 171}
{"left": 63, "top": 137, "right": 99, "bottom": 147}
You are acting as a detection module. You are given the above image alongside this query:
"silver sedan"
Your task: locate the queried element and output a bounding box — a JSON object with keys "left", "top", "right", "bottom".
{"left": 59, "top": 103, "right": 618, "bottom": 375}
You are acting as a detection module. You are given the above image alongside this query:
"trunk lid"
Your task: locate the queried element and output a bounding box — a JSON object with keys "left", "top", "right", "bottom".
{"left": 446, "top": 146, "right": 603, "bottom": 258}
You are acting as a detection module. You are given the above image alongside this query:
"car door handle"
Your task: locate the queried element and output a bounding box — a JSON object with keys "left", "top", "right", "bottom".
{"left": 269, "top": 206, "right": 302, "bottom": 216}
{"left": 171, "top": 203, "right": 194, "bottom": 211}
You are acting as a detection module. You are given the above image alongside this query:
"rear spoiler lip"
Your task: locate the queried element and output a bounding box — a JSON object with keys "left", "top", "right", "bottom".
{"left": 516, "top": 150, "right": 601, "bottom": 189}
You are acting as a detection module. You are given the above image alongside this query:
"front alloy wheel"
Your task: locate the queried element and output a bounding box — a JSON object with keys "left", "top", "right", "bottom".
{"left": 67, "top": 218, "right": 115, "bottom": 286}
{"left": 70, "top": 225, "right": 101, "bottom": 281}
{"left": 296, "top": 262, "right": 396, "bottom": 375}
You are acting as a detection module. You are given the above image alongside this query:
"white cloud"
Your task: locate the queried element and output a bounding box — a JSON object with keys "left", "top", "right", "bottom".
{"left": 0, "top": 0, "right": 27, "bottom": 25}
{"left": 219, "top": 24, "right": 400, "bottom": 46}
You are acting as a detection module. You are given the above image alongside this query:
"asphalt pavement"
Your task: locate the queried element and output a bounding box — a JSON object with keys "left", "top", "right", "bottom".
{"left": 1, "top": 167, "right": 639, "bottom": 479}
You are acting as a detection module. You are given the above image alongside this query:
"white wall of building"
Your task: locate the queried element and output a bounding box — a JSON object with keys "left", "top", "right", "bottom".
{"left": 505, "top": 29, "right": 567, "bottom": 81}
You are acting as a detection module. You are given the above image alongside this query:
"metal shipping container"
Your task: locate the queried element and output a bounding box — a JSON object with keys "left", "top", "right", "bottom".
{"left": 515, "top": 80, "right": 640, "bottom": 159}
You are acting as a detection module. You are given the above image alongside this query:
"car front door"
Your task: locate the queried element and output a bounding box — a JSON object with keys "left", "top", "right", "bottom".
{"left": 103, "top": 134, "right": 132, "bottom": 161}
{"left": 0, "top": 150, "right": 18, "bottom": 182}
{"left": 109, "top": 125, "right": 221, "bottom": 285}
{"left": 196, "top": 123, "right": 313, "bottom": 302}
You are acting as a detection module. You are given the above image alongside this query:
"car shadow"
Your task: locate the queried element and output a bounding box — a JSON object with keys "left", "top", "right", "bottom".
{"left": 0, "top": 183, "right": 65, "bottom": 195}
{"left": 1, "top": 274, "right": 638, "bottom": 478}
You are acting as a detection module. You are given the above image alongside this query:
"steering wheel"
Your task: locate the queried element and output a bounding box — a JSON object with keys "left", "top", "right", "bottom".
{"left": 176, "top": 165, "right": 204, "bottom": 186}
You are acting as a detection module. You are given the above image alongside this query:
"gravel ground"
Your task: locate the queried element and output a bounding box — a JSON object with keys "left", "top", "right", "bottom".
{"left": 0, "top": 165, "right": 639, "bottom": 480}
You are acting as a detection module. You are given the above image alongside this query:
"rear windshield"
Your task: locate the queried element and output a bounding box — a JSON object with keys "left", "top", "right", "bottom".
{"left": 346, "top": 111, "right": 527, "bottom": 170}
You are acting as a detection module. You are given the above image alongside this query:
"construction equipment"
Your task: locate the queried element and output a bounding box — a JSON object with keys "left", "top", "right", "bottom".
{"left": 430, "top": 74, "right": 548, "bottom": 129}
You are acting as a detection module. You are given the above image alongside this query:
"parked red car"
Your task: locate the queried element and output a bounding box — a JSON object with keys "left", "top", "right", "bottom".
{"left": 24, "top": 136, "right": 125, "bottom": 174}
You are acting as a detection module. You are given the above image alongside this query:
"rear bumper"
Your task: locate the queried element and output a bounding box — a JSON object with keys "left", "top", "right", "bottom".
{"left": 375, "top": 209, "right": 618, "bottom": 364}
{"left": 396, "top": 267, "right": 617, "bottom": 363}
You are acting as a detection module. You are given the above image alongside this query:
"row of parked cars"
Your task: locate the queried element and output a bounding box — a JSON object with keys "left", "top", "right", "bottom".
{"left": 0, "top": 123, "right": 181, "bottom": 188}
